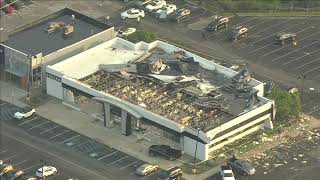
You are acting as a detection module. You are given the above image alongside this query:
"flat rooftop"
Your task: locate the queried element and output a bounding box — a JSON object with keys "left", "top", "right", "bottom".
{"left": 3, "top": 8, "right": 110, "bottom": 56}
{"left": 75, "top": 47, "right": 266, "bottom": 131}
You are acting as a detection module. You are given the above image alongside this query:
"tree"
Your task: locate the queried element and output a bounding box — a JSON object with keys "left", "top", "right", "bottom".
{"left": 125, "top": 30, "right": 157, "bottom": 43}
{"left": 267, "top": 87, "right": 301, "bottom": 124}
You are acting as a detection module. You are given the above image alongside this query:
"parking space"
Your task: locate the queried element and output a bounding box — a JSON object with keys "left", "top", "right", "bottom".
{"left": 0, "top": 100, "right": 160, "bottom": 179}
{"left": 203, "top": 16, "right": 320, "bottom": 82}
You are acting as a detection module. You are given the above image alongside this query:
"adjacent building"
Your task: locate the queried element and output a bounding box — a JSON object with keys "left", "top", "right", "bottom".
{"left": 0, "top": 8, "right": 114, "bottom": 89}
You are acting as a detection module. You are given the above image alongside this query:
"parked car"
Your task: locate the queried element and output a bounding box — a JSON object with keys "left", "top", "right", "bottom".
{"left": 220, "top": 165, "right": 235, "bottom": 180}
{"left": 135, "top": 0, "right": 152, "bottom": 8}
{"left": 0, "top": 164, "right": 13, "bottom": 176}
{"left": 275, "top": 32, "right": 297, "bottom": 45}
{"left": 208, "top": 17, "right": 230, "bottom": 31}
{"left": 121, "top": 8, "right": 145, "bottom": 19}
{"left": 35, "top": 166, "right": 57, "bottom": 177}
{"left": 145, "top": 0, "right": 166, "bottom": 12}
{"left": 0, "top": 0, "right": 14, "bottom": 14}
{"left": 117, "top": 27, "right": 136, "bottom": 37}
{"left": 149, "top": 145, "right": 182, "bottom": 161}
{"left": 136, "top": 163, "right": 159, "bottom": 176}
{"left": 232, "top": 26, "right": 248, "bottom": 41}
{"left": 157, "top": 166, "right": 182, "bottom": 180}
{"left": 156, "top": 4, "right": 176, "bottom": 18}
{"left": 14, "top": 106, "right": 36, "bottom": 119}
{"left": 227, "top": 157, "right": 255, "bottom": 176}
{"left": 169, "top": 8, "right": 190, "bottom": 22}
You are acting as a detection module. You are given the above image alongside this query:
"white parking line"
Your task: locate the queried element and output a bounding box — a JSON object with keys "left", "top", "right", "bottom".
{"left": 59, "top": 134, "right": 81, "bottom": 144}
{"left": 248, "top": 25, "right": 312, "bottom": 54}
{"left": 75, "top": 140, "right": 90, "bottom": 147}
{"left": 130, "top": 170, "right": 137, "bottom": 175}
{"left": 282, "top": 48, "right": 320, "bottom": 66}
{"left": 304, "top": 65, "right": 320, "bottom": 75}
{"left": 21, "top": 163, "right": 40, "bottom": 172}
{"left": 0, "top": 150, "right": 7, "bottom": 154}
{"left": 18, "top": 117, "right": 39, "bottom": 126}
{"left": 294, "top": 57, "right": 320, "bottom": 70}
{"left": 210, "top": 17, "right": 258, "bottom": 38}
{"left": 271, "top": 41, "right": 319, "bottom": 62}
{"left": 97, "top": 151, "right": 118, "bottom": 160}
{"left": 49, "top": 130, "right": 71, "bottom": 140}
{"left": 4, "top": 155, "right": 17, "bottom": 161}
{"left": 108, "top": 155, "right": 128, "bottom": 165}
{"left": 262, "top": 31, "right": 320, "bottom": 57}
{"left": 120, "top": 160, "right": 140, "bottom": 170}
{"left": 39, "top": 125, "right": 60, "bottom": 134}
{"left": 28, "top": 121, "right": 50, "bottom": 131}
{"left": 12, "top": 160, "right": 28, "bottom": 166}
{"left": 307, "top": 107, "right": 320, "bottom": 115}
{"left": 245, "top": 21, "right": 306, "bottom": 48}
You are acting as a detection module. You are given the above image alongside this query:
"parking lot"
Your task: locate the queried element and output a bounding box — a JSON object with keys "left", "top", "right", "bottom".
{"left": 0, "top": 100, "right": 160, "bottom": 179}
{"left": 204, "top": 16, "right": 320, "bottom": 82}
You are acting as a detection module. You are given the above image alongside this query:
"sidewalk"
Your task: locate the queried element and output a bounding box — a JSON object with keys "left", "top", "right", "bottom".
{"left": 0, "top": 81, "right": 219, "bottom": 180}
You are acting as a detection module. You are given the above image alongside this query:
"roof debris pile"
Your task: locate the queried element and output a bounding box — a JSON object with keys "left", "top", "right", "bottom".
{"left": 81, "top": 48, "right": 265, "bottom": 131}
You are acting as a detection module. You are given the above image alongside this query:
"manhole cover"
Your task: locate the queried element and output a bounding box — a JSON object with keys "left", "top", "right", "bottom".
{"left": 66, "top": 142, "right": 75, "bottom": 146}
{"left": 89, "top": 153, "right": 99, "bottom": 158}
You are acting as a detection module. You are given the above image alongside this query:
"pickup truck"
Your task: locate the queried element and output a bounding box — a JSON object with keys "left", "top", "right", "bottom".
{"left": 220, "top": 165, "right": 235, "bottom": 180}
{"left": 149, "top": 145, "right": 182, "bottom": 161}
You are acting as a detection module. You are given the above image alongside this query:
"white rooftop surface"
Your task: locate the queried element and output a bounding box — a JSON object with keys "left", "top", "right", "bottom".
{"left": 50, "top": 39, "right": 145, "bottom": 79}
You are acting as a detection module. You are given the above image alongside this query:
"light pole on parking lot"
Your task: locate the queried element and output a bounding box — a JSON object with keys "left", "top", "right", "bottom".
{"left": 298, "top": 74, "right": 307, "bottom": 112}
{"left": 192, "top": 127, "right": 201, "bottom": 174}
{"left": 40, "top": 159, "right": 47, "bottom": 180}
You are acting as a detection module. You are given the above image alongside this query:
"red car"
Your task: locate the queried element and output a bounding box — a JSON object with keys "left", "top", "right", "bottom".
{"left": 0, "top": 0, "right": 14, "bottom": 14}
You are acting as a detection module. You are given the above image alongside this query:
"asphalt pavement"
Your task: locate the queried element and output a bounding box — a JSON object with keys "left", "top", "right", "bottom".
{"left": 0, "top": 100, "right": 161, "bottom": 180}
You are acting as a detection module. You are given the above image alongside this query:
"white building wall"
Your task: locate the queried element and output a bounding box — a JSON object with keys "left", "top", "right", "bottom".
{"left": 206, "top": 101, "right": 273, "bottom": 139}
{"left": 46, "top": 78, "right": 63, "bottom": 99}
{"left": 183, "top": 136, "right": 209, "bottom": 160}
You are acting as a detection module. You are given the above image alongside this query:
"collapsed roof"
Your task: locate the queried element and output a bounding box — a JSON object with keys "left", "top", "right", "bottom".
{"left": 80, "top": 48, "right": 264, "bottom": 131}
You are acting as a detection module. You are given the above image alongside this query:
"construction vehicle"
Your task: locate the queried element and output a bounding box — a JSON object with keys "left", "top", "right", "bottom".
{"left": 275, "top": 32, "right": 297, "bottom": 45}
{"left": 232, "top": 26, "right": 248, "bottom": 41}
{"left": 46, "top": 21, "right": 65, "bottom": 34}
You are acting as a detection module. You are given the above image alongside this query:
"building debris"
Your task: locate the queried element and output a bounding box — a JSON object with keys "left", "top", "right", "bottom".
{"left": 80, "top": 48, "right": 263, "bottom": 131}
{"left": 47, "top": 21, "right": 65, "bottom": 33}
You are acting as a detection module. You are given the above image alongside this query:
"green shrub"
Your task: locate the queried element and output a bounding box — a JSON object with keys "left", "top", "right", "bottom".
{"left": 125, "top": 30, "right": 157, "bottom": 43}
{"left": 267, "top": 87, "right": 301, "bottom": 124}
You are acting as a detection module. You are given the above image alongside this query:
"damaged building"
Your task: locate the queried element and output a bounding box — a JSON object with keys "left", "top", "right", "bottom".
{"left": 46, "top": 37, "right": 275, "bottom": 160}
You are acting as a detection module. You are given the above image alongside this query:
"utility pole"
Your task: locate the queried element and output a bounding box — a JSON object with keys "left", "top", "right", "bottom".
{"left": 40, "top": 159, "right": 47, "bottom": 180}
{"left": 192, "top": 127, "right": 201, "bottom": 173}
{"left": 26, "top": 53, "right": 32, "bottom": 101}
{"left": 298, "top": 74, "right": 306, "bottom": 112}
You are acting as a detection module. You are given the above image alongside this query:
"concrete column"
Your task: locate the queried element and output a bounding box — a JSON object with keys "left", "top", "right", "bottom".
{"left": 264, "top": 117, "right": 274, "bottom": 130}
{"left": 103, "top": 102, "right": 113, "bottom": 128}
{"left": 121, "top": 109, "right": 128, "bottom": 135}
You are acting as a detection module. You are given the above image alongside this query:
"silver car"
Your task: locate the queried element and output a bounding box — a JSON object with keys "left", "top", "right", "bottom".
{"left": 136, "top": 164, "right": 159, "bottom": 176}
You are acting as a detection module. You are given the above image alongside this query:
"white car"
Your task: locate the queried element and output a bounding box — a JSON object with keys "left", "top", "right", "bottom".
{"left": 156, "top": 4, "right": 176, "bottom": 17}
{"left": 35, "top": 166, "right": 57, "bottom": 177}
{"left": 14, "top": 106, "right": 35, "bottom": 119}
{"left": 117, "top": 27, "right": 136, "bottom": 37}
{"left": 121, "top": 8, "right": 145, "bottom": 19}
{"left": 136, "top": 164, "right": 159, "bottom": 176}
{"left": 145, "top": 0, "right": 166, "bottom": 12}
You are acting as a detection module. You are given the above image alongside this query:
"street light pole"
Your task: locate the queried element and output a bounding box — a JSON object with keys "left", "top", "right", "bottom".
{"left": 192, "top": 128, "right": 200, "bottom": 173}
{"left": 40, "top": 159, "right": 47, "bottom": 180}
{"left": 298, "top": 74, "right": 306, "bottom": 112}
